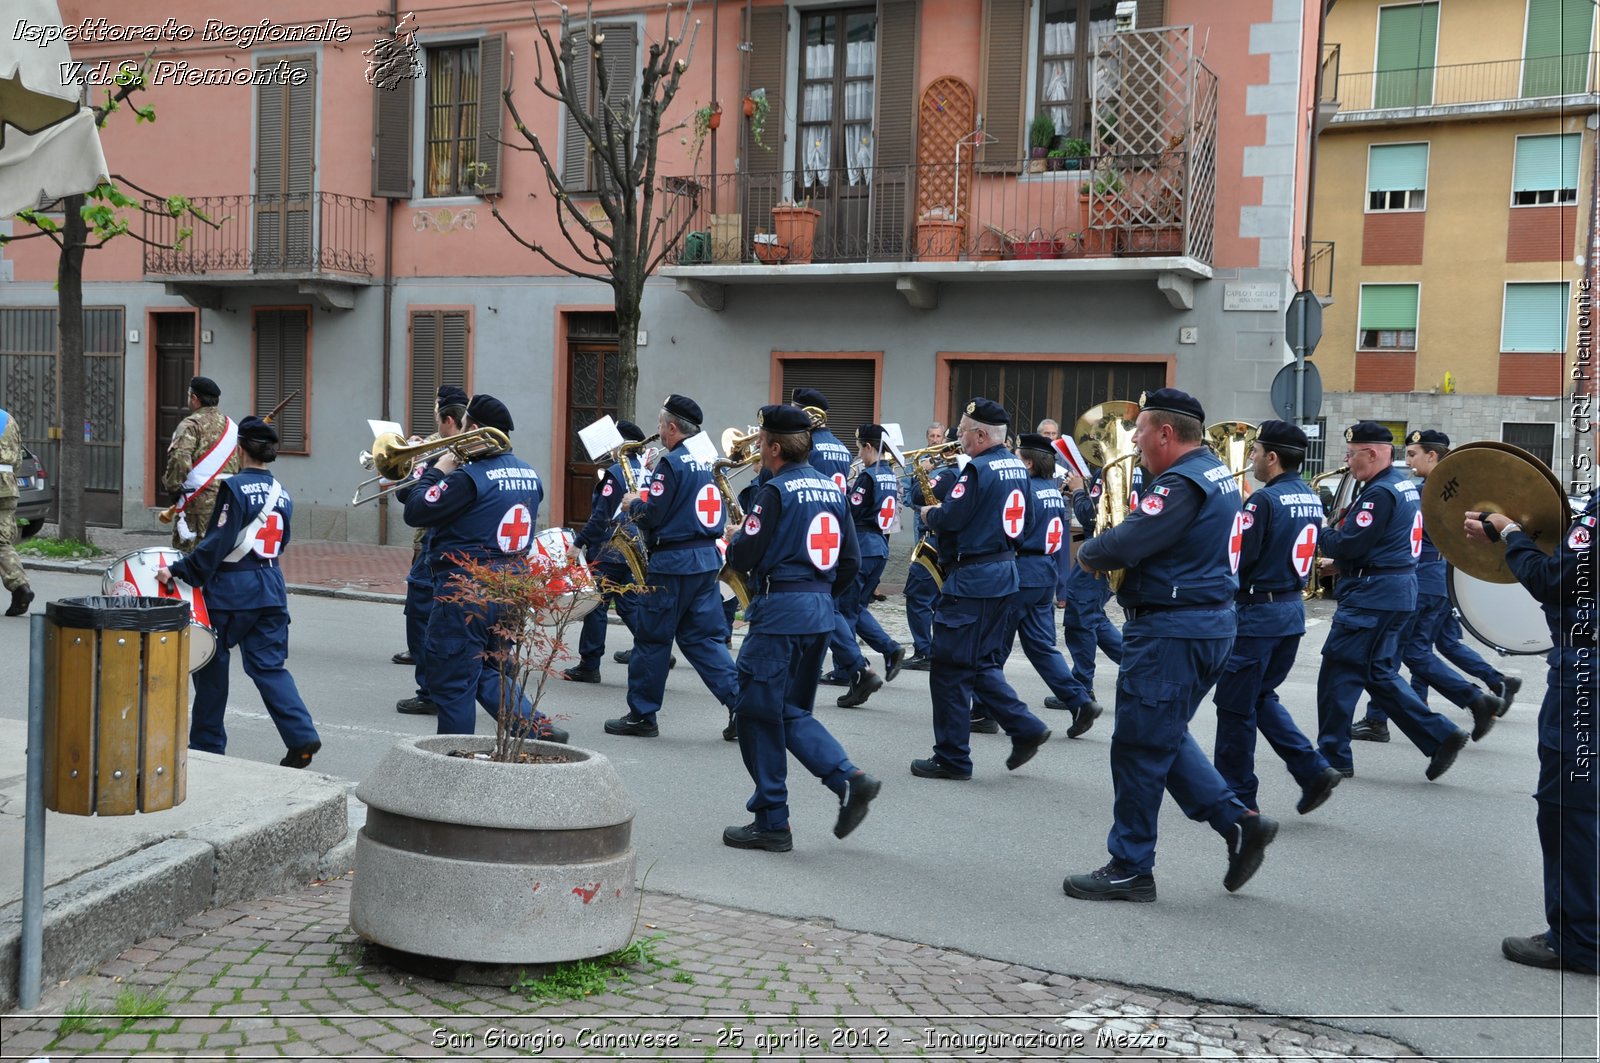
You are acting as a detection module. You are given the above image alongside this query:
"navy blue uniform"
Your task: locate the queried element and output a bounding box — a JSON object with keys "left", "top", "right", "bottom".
{"left": 625, "top": 439, "right": 739, "bottom": 718}
{"left": 1212, "top": 472, "right": 1334, "bottom": 809}
{"left": 572, "top": 454, "right": 646, "bottom": 671}
{"left": 403, "top": 451, "right": 552, "bottom": 736}
{"left": 1078, "top": 447, "right": 1248, "bottom": 875}
{"left": 1504, "top": 495, "right": 1598, "bottom": 972}
{"left": 829, "top": 459, "right": 903, "bottom": 672}
{"left": 806, "top": 427, "right": 854, "bottom": 491}
{"left": 922, "top": 445, "right": 1048, "bottom": 777}
{"left": 1062, "top": 466, "right": 1142, "bottom": 691}
{"left": 1313, "top": 465, "right": 1465, "bottom": 773}
{"left": 169, "top": 469, "right": 319, "bottom": 757}
{"left": 394, "top": 455, "right": 441, "bottom": 703}
{"left": 999, "top": 474, "right": 1093, "bottom": 711}
{"left": 903, "top": 462, "right": 959, "bottom": 656}
{"left": 726, "top": 462, "right": 865, "bottom": 830}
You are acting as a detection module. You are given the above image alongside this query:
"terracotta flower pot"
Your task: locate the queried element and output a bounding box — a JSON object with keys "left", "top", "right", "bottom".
{"left": 916, "top": 218, "right": 965, "bottom": 261}
{"left": 771, "top": 204, "right": 821, "bottom": 264}
{"left": 743, "top": 97, "right": 756, "bottom": 118}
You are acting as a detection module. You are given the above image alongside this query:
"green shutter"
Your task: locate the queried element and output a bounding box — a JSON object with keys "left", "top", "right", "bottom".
{"left": 1359, "top": 284, "right": 1420, "bottom": 330}
{"left": 1367, "top": 143, "right": 1429, "bottom": 192}
{"left": 1375, "top": 3, "right": 1438, "bottom": 107}
{"left": 1523, "top": 0, "right": 1595, "bottom": 97}
{"left": 1513, "top": 133, "right": 1580, "bottom": 192}
{"left": 1501, "top": 282, "right": 1570, "bottom": 352}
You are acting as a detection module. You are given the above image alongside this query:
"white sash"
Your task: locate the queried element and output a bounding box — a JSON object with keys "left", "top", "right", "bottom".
{"left": 224, "top": 479, "right": 285, "bottom": 563}
{"left": 176, "top": 416, "right": 239, "bottom": 508}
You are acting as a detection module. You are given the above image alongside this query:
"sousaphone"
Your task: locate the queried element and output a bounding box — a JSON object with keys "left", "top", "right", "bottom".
{"left": 1419, "top": 441, "right": 1571, "bottom": 584}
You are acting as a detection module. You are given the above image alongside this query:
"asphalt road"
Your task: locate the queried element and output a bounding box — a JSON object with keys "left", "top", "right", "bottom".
{"left": 5, "top": 568, "right": 1596, "bottom": 1062}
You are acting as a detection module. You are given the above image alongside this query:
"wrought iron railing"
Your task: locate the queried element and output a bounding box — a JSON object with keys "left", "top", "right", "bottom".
{"left": 1336, "top": 53, "right": 1598, "bottom": 113}
{"left": 142, "top": 192, "right": 375, "bottom": 277}
{"left": 1308, "top": 241, "right": 1334, "bottom": 302}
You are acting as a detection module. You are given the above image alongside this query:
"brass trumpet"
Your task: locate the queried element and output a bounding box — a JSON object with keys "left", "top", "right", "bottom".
{"left": 802, "top": 405, "right": 827, "bottom": 429}
{"left": 351, "top": 426, "right": 511, "bottom": 505}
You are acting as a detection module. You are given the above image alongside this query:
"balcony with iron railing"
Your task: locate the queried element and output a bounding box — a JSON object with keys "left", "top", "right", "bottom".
{"left": 142, "top": 192, "right": 376, "bottom": 310}
{"left": 1330, "top": 52, "right": 1598, "bottom": 124}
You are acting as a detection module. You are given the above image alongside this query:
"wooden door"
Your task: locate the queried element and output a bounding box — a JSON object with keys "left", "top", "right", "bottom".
{"left": 563, "top": 313, "right": 620, "bottom": 528}
{"left": 152, "top": 312, "right": 196, "bottom": 498}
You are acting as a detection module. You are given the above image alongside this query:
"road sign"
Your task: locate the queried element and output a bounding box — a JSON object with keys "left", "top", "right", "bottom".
{"left": 1286, "top": 289, "right": 1323, "bottom": 357}
{"left": 1271, "top": 361, "right": 1323, "bottom": 422}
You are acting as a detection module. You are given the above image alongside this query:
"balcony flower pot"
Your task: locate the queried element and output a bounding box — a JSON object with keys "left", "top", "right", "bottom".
{"left": 771, "top": 203, "right": 821, "bottom": 264}
{"left": 916, "top": 217, "right": 965, "bottom": 261}
{"left": 1121, "top": 224, "right": 1184, "bottom": 256}
{"left": 1079, "top": 189, "right": 1122, "bottom": 257}
{"left": 1004, "top": 228, "right": 1063, "bottom": 260}
{"left": 752, "top": 232, "right": 788, "bottom": 264}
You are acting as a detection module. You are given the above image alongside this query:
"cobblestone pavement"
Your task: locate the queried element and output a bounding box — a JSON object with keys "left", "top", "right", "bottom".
{"left": 2, "top": 875, "right": 1433, "bottom": 1061}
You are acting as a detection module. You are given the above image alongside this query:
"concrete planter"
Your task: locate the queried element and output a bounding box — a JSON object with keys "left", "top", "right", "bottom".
{"left": 350, "top": 735, "right": 636, "bottom": 965}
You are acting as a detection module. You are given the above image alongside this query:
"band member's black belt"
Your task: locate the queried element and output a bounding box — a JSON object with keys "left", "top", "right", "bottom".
{"left": 763, "top": 580, "right": 830, "bottom": 595}
{"left": 1350, "top": 565, "right": 1411, "bottom": 578}
{"left": 1236, "top": 589, "right": 1301, "bottom": 604}
{"left": 1017, "top": 549, "right": 1051, "bottom": 557}
{"left": 1123, "top": 603, "right": 1224, "bottom": 620}
{"left": 953, "top": 550, "right": 1015, "bottom": 570}
{"left": 650, "top": 538, "right": 714, "bottom": 552}
{"left": 219, "top": 557, "right": 274, "bottom": 572}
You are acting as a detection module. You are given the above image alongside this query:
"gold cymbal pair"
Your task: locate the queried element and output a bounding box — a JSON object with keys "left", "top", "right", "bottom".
{"left": 1419, "top": 441, "right": 1569, "bottom": 584}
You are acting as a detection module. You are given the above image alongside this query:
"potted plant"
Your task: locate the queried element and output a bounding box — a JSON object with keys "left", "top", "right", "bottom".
{"left": 1027, "top": 115, "right": 1055, "bottom": 173}
{"left": 1060, "top": 137, "right": 1091, "bottom": 170}
{"left": 691, "top": 102, "right": 722, "bottom": 157}
{"left": 915, "top": 207, "right": 965, "bottom": 261}
{"left": 1003, "top": 227, "right": 1063, "bottom": 260}
{"left": 350, "top": 551, "right": 642, "bottom": 968}
{"left": 1121, "top": 191, "right": 1184, "bottom": 255}
{"left": 744, "top": 88, "right": 771, "bottom": 151}
{"left": 1046, "top": 149, "right": 1068, "bottom": 172}
{"left": 771, "top": 197, "right": 820, "bottom": 263}
{"left": 1080, "top": 168, "right": 1124, "bottom": 256}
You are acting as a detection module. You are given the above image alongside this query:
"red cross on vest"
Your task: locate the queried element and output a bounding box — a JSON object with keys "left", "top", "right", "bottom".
{"left": 497, "top": 504, "right": 533, "bottom": 553}
{"left": 1044, "top": 515, "right": 1064, "bottom": 554}
{"left": 695, "top": 484, "right": 724, "bottom": 529}
{"left": 1291, "top": 523, "right": 1318, "bottom": 579}
{"left": 877, "top": 494, "right": 897, "bottom": 533}
{"left": 253, "top": 512, "right": 285, "bottom": 559}
{"left": 1227, "top": 511, "right": 1244, "bottom": 574}
{"left": 1002, "top": 489, "right": 1027, "bottom": 538}
{"left": 806, "top": 512, "right": 841, "bottom": 570}
{"left": 1409, "top": 511, "right": 1424, "bottom": 557}
{"left": 832, "top": 472, "right": 847, "bottom": 493}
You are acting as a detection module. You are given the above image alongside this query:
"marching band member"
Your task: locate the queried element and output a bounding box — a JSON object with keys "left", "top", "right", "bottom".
{"left": 163, "top": 376, "right": 239, "bottom": 553}
{"left": 900, "top": 426, "right": 959, "bottom": 670}
{"left": 1060, "top": 461, "right": 1139, "bottom": 698}
{"left": 564, "top": 419, "right": 648, "bottom": 684}
{"left": 827, "top": 424, "right": 904, "bottom": 705}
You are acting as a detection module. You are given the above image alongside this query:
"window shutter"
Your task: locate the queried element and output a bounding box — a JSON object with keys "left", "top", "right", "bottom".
{"left": 561, "top": 30, "right": 593, "bottom": 190}
{"left": 871, "top": 0, "right": 918, "bottom": 258}
{"left": 780, "top": 359, "right": 878, "bottom": 446}
{"left": 1523, "top": 0, "right": 1594, "bottom": 96}
{"left": 595, "top": 24, "right": 639, "bottom": 193}
{"left": 285, "top": 57, "right": 316, "bottom": 270}
{"left": 1135, "top": 0, "right": 1166, "bottom": 29}
{"left": 255, "top": 75, "right": 284, "bottom": 265}
{"left": 1501, "top": 282, "right": 1569, "bottom": 352}
{"left": 475, "top": 34, "right": 506, "bottom": 194}
{"left": 978, "top": 0, "right": 1025, "bottom": 169}
{"left": 1367, "top": 143, "right": 1428, "bottom": 192}
{"left": 1514, "top": 133, "right": 1580, "bottom": 191}
{"left": 442, "top": 312, "right": 469, "bottom": 394}
{"left": 372, "top": 65, "right": 414, "bottom": 198}
{"left": 254, "top": 309, "right": 309, "bottom": 452}
{"left": 1358, "top": 284, "right": 1420, "bottom": 330}
{"left": 409, "top": 312, "right": 439, "bottom": 435}
{"left": 744, "top": 7, "right": 788, "bottom": 241}
{"left": 1374, "top": 3, "right": 1438, "bottom": 107}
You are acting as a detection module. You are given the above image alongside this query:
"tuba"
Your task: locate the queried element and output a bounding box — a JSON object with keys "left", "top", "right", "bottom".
{"left": 351, "top": 426, "right": 511, "bottom": 505}
{"left": 1073, "top": 401, "right": 1141, "bottom": 591}
{"left": 1206, "top": 420, "right": 1258, "bottom": 489}
{"left": 712, "top": 426, "right": 762, "bottom": 608}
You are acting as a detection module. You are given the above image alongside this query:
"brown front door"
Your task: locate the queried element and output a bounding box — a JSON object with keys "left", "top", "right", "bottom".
{"left": 563, "top": 312, "right": 620, "bottom": 529}
{"left": 152, "top": 312, "right": 197, "bottom": 500}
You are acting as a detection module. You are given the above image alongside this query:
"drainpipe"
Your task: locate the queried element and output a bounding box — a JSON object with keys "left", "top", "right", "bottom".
{"left": 376, "top": 0, "right": 399, "bottom": 547}
{"left": 710, "top": 0, "right": 719, "bottom": 206}
{"left": 1296, "top": 0, "right": 1330, "bottom": 434}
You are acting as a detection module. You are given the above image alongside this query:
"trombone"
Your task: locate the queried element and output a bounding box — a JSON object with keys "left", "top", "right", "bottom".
{"left": 351, "top": 426, "right": 511, "bottom": 505}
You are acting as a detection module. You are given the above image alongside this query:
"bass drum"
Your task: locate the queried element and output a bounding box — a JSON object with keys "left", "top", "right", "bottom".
{"left": 101, "top": 547, "right": 218, "bottom": 671}
{"left": 529, "top": 527, "right": 602, "bottom": 624}
{"left": 1446, "top": 563, "right": 1552, "bottom": 656}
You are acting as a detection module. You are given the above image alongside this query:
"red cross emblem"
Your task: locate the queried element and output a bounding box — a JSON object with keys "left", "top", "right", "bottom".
{"left": 806, "top": 512, "right": 842, "bottom": 570}
{"left": 1570, "top": 526, "right": 1592, "bottom": 551}
{"left": 253, "top": 512, "right": 285, "bottom": 559}
{"left": 1001, "top": 489, "right": 1027, "bottom": 539}
{"left": 497, "top": 504, "right": 533, "bottom": 553}
{"left": 1227, "top": 511, "right": 1244, "bottom": 574}
{"left": 1044, "top": 515, "right": 1064, "bottom": 555}
{"left": 877, "top": 495, "right": 898, "bottom": 533}
{"left": 695, "top": 484, "right": 723, "bottom": 529}
{"left": 832, "top": 472, "right": 847, "bottom": 493}
{"left": 1291, "top": 523, "right": 1319, "bottom": 579}
{"left": 1409, "top": 512, "right": 1424, "bottom": 558}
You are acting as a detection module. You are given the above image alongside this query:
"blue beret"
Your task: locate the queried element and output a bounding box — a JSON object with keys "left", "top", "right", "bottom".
{"left": 189, "top": 376, "right": 220, "bottom": 401}
{"left": 1018, "top": 432, "right": 1052, "bottom": 452}
{"left": 436, "top": 385, "right": 469, "bottom": 408}
{"left": 1407, "top": 428, "right": 1449, "bottom": 448}
{"left": 237, "top": 415, "right": 278, "bottom": 445}
{"left": 1256, "top": 419, "right": 1308, "bottom": 453}
{"left": 467, "top": 394, "right": 514, "bottom": 433}
{"left": 791, "top": 387, "right": 829, "bottom": 411}
{"left": 617, "top": 419, "right": 645, "bottom": 443}
{"left": 1140, "top": 388, "right": 1205, "bottom": 423}
{"left": 1344, "top": 421, "right": 1392, "bottom": 444}
{"left": 759, "top": 404, "right": 812, "bottom": 434}
{"left": 856, "top": 423, "right": 886, "bottom": 446}
{"left": 663, "top": 394, "right": 702, "bottom": 427}
{"left": 963, "top": 397, "right": 1009, "bottom": 427}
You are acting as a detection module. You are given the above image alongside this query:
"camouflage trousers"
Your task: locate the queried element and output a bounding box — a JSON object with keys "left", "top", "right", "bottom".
{"left": 0, "top": 496, "right": 25, "bottom": 592}
{"left": 171, "top": 492, "right": 218, "bottom": 554}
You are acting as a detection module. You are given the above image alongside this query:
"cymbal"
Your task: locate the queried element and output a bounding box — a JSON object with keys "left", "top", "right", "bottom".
{"left": 1420, "top": 443, "right": 1570, "bottom": 584}
{"left": 1073, "top": 401, "right": 1140, "bottom": 467}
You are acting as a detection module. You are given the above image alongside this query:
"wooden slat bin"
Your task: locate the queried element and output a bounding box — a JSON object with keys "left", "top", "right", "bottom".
{"left": 43, "top": 596, "right": 190, "bottom": 816}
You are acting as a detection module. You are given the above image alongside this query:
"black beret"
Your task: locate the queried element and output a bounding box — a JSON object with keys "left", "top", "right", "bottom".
{"left": 1255, "top": 419, "right": 1308, "bottom": 454}
{"left": 1407, "top": 428, "right": 1449, "bottom": 448}
{"left": 436, "top": 385, "right": 469, "bottom": 408}
{"left": 759, "top": 404, "right": 812, "bottom": 434}
{"left": 962, "top": 397, "right": 1009, "bottom": 427}
{"left": 237, "top": 415, "right": 278, "bottom": 445}
{"left": 617, "top": 419, "right": 646, "bottom": 443}
{"left": 189, "top": 376, "right": 220, "bottom": 401}
{"left": 1018, "top": 432, "right": 1052, "bottom": 452}
{"left": 467, "top": 393, "right": 514, "bottom": 433}
{"left": 663, "top": 394, "right": 702, "bottom": 427}
{"left": 944, "top": 425, "right": 959, "bottom": 443}
{"left": 1344, "top": 420, "right": 1393, "bottom": 444}
{"left": 856, "top": 423, "right": 886, "bottom": 446}
{"left": 1139, "top": 388, "right": 1205, "bottom": 423}
{"left": 791, "top": 387, "right": 829, "bottom": 411}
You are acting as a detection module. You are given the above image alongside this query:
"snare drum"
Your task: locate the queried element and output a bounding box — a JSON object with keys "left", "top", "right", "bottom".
{"left": 1446, "top": 563, "right": 1553, "bottom": 656}
{"left": 102, "top": 547, "right": 218, "bottom": 671}
{"left": 529, "top": 528, "right": 601, "bottom": 624}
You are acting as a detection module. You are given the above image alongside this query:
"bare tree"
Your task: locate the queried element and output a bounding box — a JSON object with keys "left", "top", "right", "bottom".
{"left": 483, "top": 0, "right": 702, "bottom": 420}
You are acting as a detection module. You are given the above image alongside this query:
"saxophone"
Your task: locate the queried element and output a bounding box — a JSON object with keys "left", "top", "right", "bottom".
{"left": 605, "top": 436, "right": 656, "bottom": 585}
{"left": 902, "top": 442, "right": 959, "bottom": 589}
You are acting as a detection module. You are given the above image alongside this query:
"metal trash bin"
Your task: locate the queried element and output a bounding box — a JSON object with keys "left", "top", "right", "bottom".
{"left": 43, "top": 596, "right": 191, "bottom": 815}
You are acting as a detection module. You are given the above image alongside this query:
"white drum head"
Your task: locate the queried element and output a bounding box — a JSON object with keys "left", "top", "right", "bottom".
{"left": 1447, "top": 564, "right": 1552, "bottom": 656}
{"left": 530, "top": 528, "right": 600, "bottom": 625}
{"left": 187, "top": 622, "right": 217, "bottom": 672}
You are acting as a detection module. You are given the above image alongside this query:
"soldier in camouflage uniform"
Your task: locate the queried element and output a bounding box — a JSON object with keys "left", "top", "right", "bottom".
{"left": 163, "top": 376, "right": 239, "bottom": 554}
{"left": 1, "top": 406, "right": 35, "bottom": 616}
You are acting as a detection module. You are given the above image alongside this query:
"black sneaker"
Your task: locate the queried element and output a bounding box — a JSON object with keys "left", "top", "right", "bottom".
{"left": 1350, "top": 719, "right": 1390, "bottom": 743}
{"left": 1043, "top": 696, "right": 1069, "bottom": 711}
{"left": 1337, "top": 767, "right": 1355, "bottom": 779}
{"left": 883, "top": 647, "right": 906, "bottom": 683}
{"left": 910, "top": 757, "right": 971, "bottom": 781}
{"left": 1468, "top": 692, "right": 1503, "bottom": 741}
{"left": 1296, "top": 766, "right": 1343, "bottom": 815}
{"left": 819, "top": 669, "right": 853, "bottom": 687}
{"left": 604, "top": 712, "right": 659, "bottom": 738}
{"left": 613, "top": 649, "right": 632, "bottom": 665}
{"left": 1425, "top": 728, "right": 1470, "bottom": 781}
{"left": 536, "top": 722, "right": 570, "bottom": 745}
{"left": 722, "top": 714, "right": 738, "bottom": 743}
{"left": 1063, "top": 861, "right": 1157, "bottom": 903}
{"left": 390, "top": 649, "right": 413, "bottom": 665}
{"left": 1223, "top": 811, "right": 1278, "bottom": 892}
{"left": 833, "top": 771, "right": 882, "bottom": 839}
{"left": 902, "top": 653, "right": 933, "bottom": 672}
{"left": 396, "top": 696, "right": 439, "bottom": 715}
{"left": 1495, "top": 676, "right": 1521, "bottom": 715}
{"left": 1066, "top": 701, "right": 1103, "bottom": 739}
{"left": 1501, "top": 932, "right": 1588, "bottom": 971}
{"left": 280, "top": 741, "right": 321, "bottom": 769}
{"left": 722, "top": 822, "right": 793, "bottom": 852}
{"left": 561, "top": 666, "right": 601, "bottom": 684}
{"left": 969, "top": 715, "right": 999, "bottom": 734}
{"left": 1006, "top": 728, "right": 1051, "bottom": 771}
{"left": 836, "top": 668, "right": 883, "bottom": 708}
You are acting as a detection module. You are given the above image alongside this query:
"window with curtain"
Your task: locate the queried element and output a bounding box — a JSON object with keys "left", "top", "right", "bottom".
{"left": 798, "top": 9, "right": 877, "bottom": 191}
{"left": 425, "top": 44, "right": 480, "bottom": 197}
{"left": 1522, "top": 0, "right": 1595, "bottom": 98}
{"left": 1374, "top": 2, "right": 1439, "bottom": 108}
{"left": 1501, "top": 282, "right": 1571, "bottom": 352}
{"left": 1037, "top": 0, "right": 1120, "bottom": 140}
{"left": 1512, "top": 133, "right": 1580, "bottom": 206}
{"left": 1358, "top": 283, "right": 1419, "bottom": 350}
{"left": 1366, "top": 143, "right": 1428, "bottom": 211}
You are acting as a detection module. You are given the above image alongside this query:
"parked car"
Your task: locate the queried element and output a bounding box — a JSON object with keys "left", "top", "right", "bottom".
{"left": 14, "top": 445, "right": 53, "bottom": 539}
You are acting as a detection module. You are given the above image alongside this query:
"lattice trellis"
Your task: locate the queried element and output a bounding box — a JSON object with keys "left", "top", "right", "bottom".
{"left": 915, "top": 76, "right": 975, "bottom": 219}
